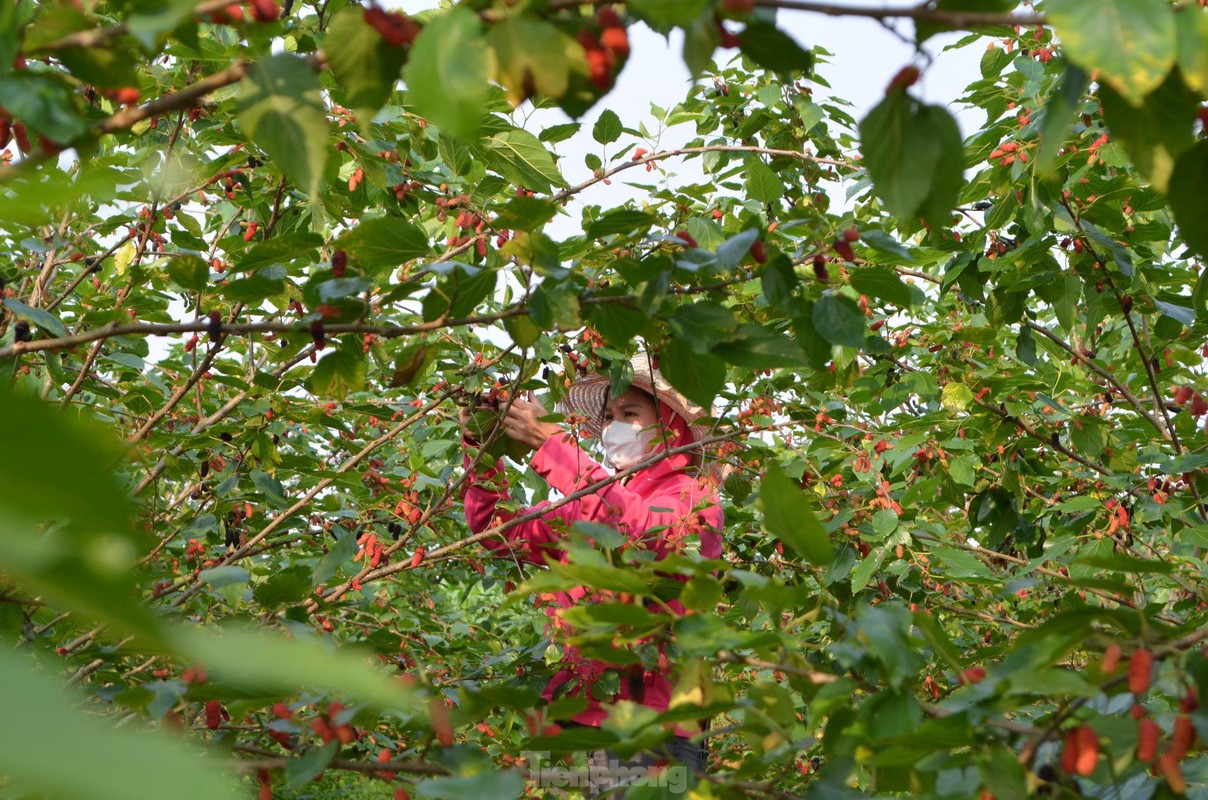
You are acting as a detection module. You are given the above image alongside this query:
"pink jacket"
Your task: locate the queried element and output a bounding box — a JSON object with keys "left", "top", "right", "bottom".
{"left": 463, "top": 422, "right": 723, "bottom": 728}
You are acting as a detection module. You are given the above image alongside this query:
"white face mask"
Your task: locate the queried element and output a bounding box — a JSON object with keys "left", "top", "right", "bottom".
{"left": 601, "top": 421, "right": 657, "bottom": 471}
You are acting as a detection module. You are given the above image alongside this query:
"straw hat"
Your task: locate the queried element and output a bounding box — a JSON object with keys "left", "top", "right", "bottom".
{"left": 560, "top": 353, "right": 710, "bottom": 443}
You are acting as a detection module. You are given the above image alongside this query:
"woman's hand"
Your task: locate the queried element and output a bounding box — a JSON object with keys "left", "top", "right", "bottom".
{"left": 501, "top": 396, "right": 562, "bottom": 451}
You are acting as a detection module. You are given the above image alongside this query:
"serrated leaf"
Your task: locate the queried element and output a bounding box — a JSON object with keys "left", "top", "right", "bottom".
{"left": 236, "top": 232, "right": 324, "bottom": 272}
{"left": 1100, "top": 73, "right": 1199, "bottom": 192}
{"left": 487, "top": 16, "right": 569, "bottom": 106}
{"left": 758, "top": 462, "right": 833, "bottom": 567}
{"left": 335, "top": 217, "right": 429, "bottom": 271}
{"left": 586, "top": 209, "right": 656, "bottom": 239}
{"left": 592, "top": 109, "right": 622, "bottom": 144}
{"left": 237, "top": 54, "right": 329, "bottom": 201}
{"left": 3, "top": 299, "right": 68, "bottom": 338}
{"left": 481, "top": 129, "right": 567, "bottom": 193}
{"left": 0, "top": 650, "right": 240, "bottom": 800}
{"left": 737, "top": 22, "right": 814, "bottom": 76}
{"left": 859, "top": 89, "right": 964, "bottom": 229}
{"left": 308, "top": 345, "right": 368, "bottom": 400}
{"left": 627, "top": 0, "right": 710, "bottom": 31}
{"left": 163, "top": 255, "right": 209, "bottom": 292}
{"left": 1046, "top": 0, "right": 1176, "bottom": 105}
{"left": 942, "top": 383, "right": 974, "bottom": 413}
{"left": 745, "top": 159, "right": 784, "bottom": 205}
{"left": 539, "top": 122, "right": 581, "bottom": 143}
{"left": 849, "top": 268, "right": 913, "bottom": 308}
{"left": 1170, "top": 140, "right": 1208, "bottom": 259}
{"left": 659, "top": 338, "right": 726, "bottom": 409}
{"left": 326, "top": 7, "right": 409, "bottom": 118}
{"left": 811, "top": 295, "right": 865, "bottom": 347}
{"left": 403, "top": 8, "right": 488, "bottom": 140}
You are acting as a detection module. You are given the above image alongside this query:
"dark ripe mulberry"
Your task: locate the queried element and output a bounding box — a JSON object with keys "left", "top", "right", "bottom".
{"left": 85, "top": 257, "right": 102, "bottom": 273}
{"left": 200, "top": 460, "right": 210, "bottom": 478}
{"left": 309, "top": 319, "right": 326, "bottom": 350}
{"left": 14, "top": 320, "right": 32, "bottom": 342}
{"left": 220, "top": 432, "right": 233, "bottom": 442}
{"left": 207, "top": 310, "right": 222, "bottom": 340}
{"left": 225, "top": 527, "right": 239, "bottom": 548}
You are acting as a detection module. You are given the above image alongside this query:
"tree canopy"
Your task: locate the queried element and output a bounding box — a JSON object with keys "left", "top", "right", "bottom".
{"left": 2, "top": 1, "right": 1208, "bottom": 799}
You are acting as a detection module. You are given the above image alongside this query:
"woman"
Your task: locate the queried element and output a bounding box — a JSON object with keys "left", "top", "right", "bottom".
{"left": 460, "top": 356, "right": 723, "bottom": 791}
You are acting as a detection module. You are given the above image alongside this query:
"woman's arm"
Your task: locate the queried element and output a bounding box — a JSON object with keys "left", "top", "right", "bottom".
{"left": 528, "top": 435, "right": 723, "bottom": 559}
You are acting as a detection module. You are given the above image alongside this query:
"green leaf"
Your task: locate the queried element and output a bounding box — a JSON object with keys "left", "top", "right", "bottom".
{"left": 286, "top": 742, "right": 339, "bottom": 788}
{"left": 668, "top": 301, "right": 739, "bottom": 353}
{"left": 859, "top": 88, "right": 964, "bottom": 229}
{"left": 326, "top": 7, "right": 409, "bottom": 118}
{"left": 126, "top": 0, "right": 197, "bottom": 51}
{"left": 491, "top": 196, "right": 557, "bottom": 232}
{"left": 627, "top": 0, "right": 710, "bottom": 31}
{"left": 942, "top": 383, "right": 974, "bottom": 413}
{"left": 586, "top": 209, "right": 656, "bottom": 239}
{"left": 761, "top": 254, "right": 798, "bottom": 311}
{"left": 0, "top": 387, "right": 133, "bottom": 537}
{"left": 1035, "top": 64, "right": 1091, "bottom": 173}
{"left": 481, "top": 129, "right": 567, "bottom": 193}
{"left": 335, "top": 217, "right": 429, "bottom": 271}
{"left": 1170, "top": 139, "right": 1208, "bottom": 259}
{"left": 539, "top": 122, "right": 581, "bottom": 144}
{"left": 3, "top": 298, "right": 68, "bottom": 338}
{"left": 528, "top": 283, "right": 581, "bottom": 331}
{"left": 0, "top": 650, "right": 241, "bottom": 800}
{"left": 716, "top": 228, "right": 760, "bottom": 269}
{"left": 503, "top": 314, "right": 541, "bottom": 348}
{"left": 163, "top": 255, "right": 210, "bottom": 292}
{"left": 1176, "top": 6, "right": 1208, "bottom": 93}
{"left": 849, "top": 268, "right": 913, "bottom": 308}
{"left": 253, "top": 565, "right": 313, "bottom": 607}
{"left": 237, "top": 233, "right": 324, "bottom": 272}
{"left": 1046, "top": 0, "right": 1177, "bottom": 105}
{"left": 1154, "top": 299, "right": 1195, "bottom": 326}
{"left": 416, "top": 771, "right": 525, "bottom": 800}
{"left": 404, "top": 8, "right": 488, "bottom": 140}
{"left": 812, "top": 295, "right": 865, "bottom": 347}
{"left": 737, "top": 22, "right": 814, "bottom": 76}
{"left": 659, "top": 337, "right": 727, "bottom": 409}
{"left": 221, "top": 266, "right": 286, "bottom": 303}
{"left": 683, "top": 9, "right": 722, "bottom": 79}
{"left": 237, "top": 54, "right": 330, "bottom": 201}
{"left": 169, "top": 625, "right": 420, "bottom": 711}
{"left": 58, "top": 46, "right": 139, "bottom": 89}
{"left": 1100, "top": 73, "right": 1199, "bottom": 192}
{"left": 745, "top": 159, "right": 784, "bottom": 205}
{"left": 712, "top": 324, "right": 808, "bottom": 368}
{"left": 758, "top": 462, "right": 833, "bottom": 567}
{"left": 487, "top": 16, "right": 569, "bottom": 106}
{"left": 308, "top": 345, "right": 368, "bottom": 400}
{"left": 0, "top": 74, "right": 87, "bottom": 144}
{"left": 592, "top": 109, "right": 623, "bottom": 145}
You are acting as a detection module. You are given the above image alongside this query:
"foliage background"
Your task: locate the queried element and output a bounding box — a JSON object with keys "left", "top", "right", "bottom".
{"left": 2, "top": 0, "right": 1208, "bottom": 798}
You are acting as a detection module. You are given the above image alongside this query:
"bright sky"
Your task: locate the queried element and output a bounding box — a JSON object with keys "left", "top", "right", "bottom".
{"left": 390, "top": 1, "right": 987, "bottom": 221}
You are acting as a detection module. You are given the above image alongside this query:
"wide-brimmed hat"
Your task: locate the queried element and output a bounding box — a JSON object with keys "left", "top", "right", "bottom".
{"left": 560, "top": 353, "right": 710, "bottom": 443}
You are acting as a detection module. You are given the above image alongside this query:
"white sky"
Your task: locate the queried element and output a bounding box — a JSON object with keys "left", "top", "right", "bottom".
{"left": 389, "top": 0, "right": 987, "bottom": 231}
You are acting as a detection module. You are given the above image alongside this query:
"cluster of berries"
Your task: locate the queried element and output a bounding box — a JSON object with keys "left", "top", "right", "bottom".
{"left": 577, "top": 8, "right": 629, "bottom": 90}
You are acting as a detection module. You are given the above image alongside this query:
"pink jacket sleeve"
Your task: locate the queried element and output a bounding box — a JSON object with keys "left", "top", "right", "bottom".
{"left": 525, "top": 435, "right": 724, "bottom": 560}
{"left": 464, "top": 434, "right": 723, "bottom": 563}
{"left": 463, "top": 455, "right": 565, "bottom": 566}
